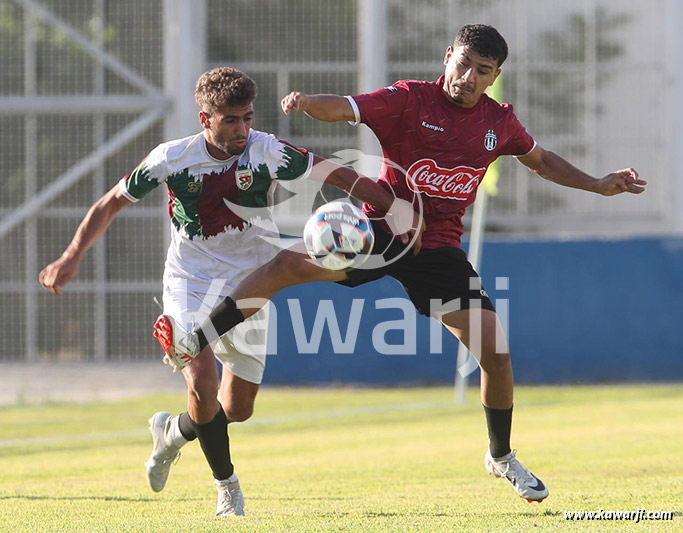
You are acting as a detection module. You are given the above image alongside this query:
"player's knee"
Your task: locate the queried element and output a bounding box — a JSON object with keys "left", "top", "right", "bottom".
{"left": 224, "top": 402, "right": 254, "bottom": 423}
{"left": 480, "top": 350, "right": 511, "bottom": 376}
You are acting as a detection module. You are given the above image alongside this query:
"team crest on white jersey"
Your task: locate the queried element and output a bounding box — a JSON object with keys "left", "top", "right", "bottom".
{"left": 235, "top": 169, "right": 253, "bottom": 190}
{"left": 484, "top": 129, "right": 497, "bottom": 151}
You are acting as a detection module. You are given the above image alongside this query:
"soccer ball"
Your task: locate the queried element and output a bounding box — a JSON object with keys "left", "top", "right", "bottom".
{"left": 303, "top": 201, "right": 374, "bottom": 270}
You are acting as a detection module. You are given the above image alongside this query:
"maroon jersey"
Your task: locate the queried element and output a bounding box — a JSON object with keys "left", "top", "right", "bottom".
{"left": 347, "top": 75, "right": 535, "bottom": 248}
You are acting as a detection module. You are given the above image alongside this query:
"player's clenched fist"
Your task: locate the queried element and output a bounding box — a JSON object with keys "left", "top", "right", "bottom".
{"left": 281, "top": 92, "right": 309, "bottom": 115}
{"left": 39, "top": 256, "right": 80, "bottom": 295}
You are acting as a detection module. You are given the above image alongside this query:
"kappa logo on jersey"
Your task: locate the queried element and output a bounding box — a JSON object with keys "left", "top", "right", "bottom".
{"left": 406, "top": 159, "right": 486, "bottom": 200}
{"left": 484, "top": 129, "right": 498, "bottom": 151}
{"left": 235, "top": 169, "right": 253, "bottom": 190}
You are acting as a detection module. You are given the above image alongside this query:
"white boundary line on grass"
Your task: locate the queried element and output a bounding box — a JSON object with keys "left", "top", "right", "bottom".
{"left": 0, "top": 400, "right": 455, "bottom": 449}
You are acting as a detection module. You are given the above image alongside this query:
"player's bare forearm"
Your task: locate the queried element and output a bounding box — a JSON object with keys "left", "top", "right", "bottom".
{"left": 523, "top": 149, "right": 597, "bottom": 190}
{"left": 308, "top": 156, "right": 394, "bottom": 211}
{"left": 344, "top": 174, "right": 425, "bottom": 252}
{"left": 308, "top": 156, "right": 423, "bottom": 250}
{"left": 281, "top": 92, "right": 355, "bottom": 122}
{"left": 330, "top": 169, "right": 393, "bottom": 212}
{"left": 63, "top": 186, "right": 131, "bottom": 261}
{"left": 518, "top": 146, "right": 647, "bottom": 196}
{"left": 39, "top": 185, "right": 130, "bottom": 294}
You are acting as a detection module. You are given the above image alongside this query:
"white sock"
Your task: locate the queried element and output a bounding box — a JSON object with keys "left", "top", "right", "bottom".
{"left": 215, "top": 473, "right": 239, "bottom": 486}
{"left": 166, "top": 415, "right": 190, "bottom": 449}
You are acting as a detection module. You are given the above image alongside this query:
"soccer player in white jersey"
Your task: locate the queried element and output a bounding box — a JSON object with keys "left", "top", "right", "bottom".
{"left": 39, "top": 67, "right": 421, "bottom": 517}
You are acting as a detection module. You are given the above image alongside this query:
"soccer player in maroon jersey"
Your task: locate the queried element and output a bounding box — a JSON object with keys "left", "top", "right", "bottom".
{"left": 154, "top": 25, "right": 646, "bottom": 503}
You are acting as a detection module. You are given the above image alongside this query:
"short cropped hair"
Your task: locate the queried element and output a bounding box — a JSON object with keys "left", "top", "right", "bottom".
{"left": 454, "top": 24, "right": 508, "bottom": 67}
{"left": 194, "top": 67, "right": 258, "bottom": 114}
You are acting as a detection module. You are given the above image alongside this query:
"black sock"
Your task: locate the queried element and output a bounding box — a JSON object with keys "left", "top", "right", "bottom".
{"left": 484, "top": 404, "right": 513, "bottom": 458}
{"left": 196, "top": 296, "right": 245, "bottom": 351}
{"left": 177, "top": 411, "right": 197, "bottom": 441}
{"left": 190, "top": 407, "right": 234, "bottom": 480}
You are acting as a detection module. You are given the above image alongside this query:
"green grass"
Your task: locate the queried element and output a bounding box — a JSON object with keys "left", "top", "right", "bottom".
{"left": 1, "top": 385, "right": 681, "bottom": 532}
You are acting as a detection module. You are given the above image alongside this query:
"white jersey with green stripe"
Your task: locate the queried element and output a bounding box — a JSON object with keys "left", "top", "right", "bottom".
{"left": 118, "top": 129, "right": 313, "bottom": 287}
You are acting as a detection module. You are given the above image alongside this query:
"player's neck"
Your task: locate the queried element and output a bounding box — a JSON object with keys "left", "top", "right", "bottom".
{"left": 204, "top": 137, "right": 233, "bottom": 161}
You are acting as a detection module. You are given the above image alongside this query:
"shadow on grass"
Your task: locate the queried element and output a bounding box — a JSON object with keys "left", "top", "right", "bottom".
{"left": 513, "top": 509, "right": 563, "bottom": 517}
{"left": 0, "top": 494, "right": 207, "bottom": 503}
{"left": 247, "top": 495, "right": 350, "bottom": 501}
{"left": 361, "top": 510, "right": 455, "bottom": 518}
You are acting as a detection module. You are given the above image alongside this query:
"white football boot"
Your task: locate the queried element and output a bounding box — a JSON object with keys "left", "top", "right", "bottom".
{"left": 144, "top": 412, "right": 182, "bottom": 492}
{"left": 153, "top": 314, "right": 200, "bottom": 372}
{"left": 215, "top": 476, "right": 245, "bottom": 516}
{"left": 485, "top": 449, "right": 549, "bottom": 502}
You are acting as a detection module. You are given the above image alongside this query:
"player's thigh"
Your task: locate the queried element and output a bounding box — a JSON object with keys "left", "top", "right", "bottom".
{"left": 273, "top": 246, "right": 349, "bottom": 282}
{"left": 440, "top": 308, "right": 509, "bottom": 359}
{"left": 386, "top": 246, "right": 495, "bottom": 317}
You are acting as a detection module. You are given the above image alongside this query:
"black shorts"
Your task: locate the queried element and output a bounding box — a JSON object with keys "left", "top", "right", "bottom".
{"left": 339, "top": 223, "right": 495, "bottom": 317}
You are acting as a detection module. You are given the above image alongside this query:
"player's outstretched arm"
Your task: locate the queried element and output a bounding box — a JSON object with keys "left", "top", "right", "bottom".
{"left": 39, "top": 185, "right": 132, "bottom": 295}
{"left": 517, "top": 145, "right": 647, "bottom": 196}
{"left": 281, "top": 92, "right": 355, "bottom": 123}
{"left": 308, "top": 155, "right": 424, "bottom": 253}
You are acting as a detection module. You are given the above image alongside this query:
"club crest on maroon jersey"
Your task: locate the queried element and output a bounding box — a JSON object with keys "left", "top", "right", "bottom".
{"left": 235, "top": 168, "right": 253, "bottom": 190}
{"left": 484, "top": 129, "right": 498, "bottom": 151}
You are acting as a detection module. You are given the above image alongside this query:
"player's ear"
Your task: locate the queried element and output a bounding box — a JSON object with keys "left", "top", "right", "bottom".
{"left": 199, "top": 111, "right": 210, "bottom": 129}
{"left": 443, "top": 46, "right": 453, "bottom": 67}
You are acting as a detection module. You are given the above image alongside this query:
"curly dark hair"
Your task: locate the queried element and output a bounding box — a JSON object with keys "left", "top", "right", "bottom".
{"left": 454, "top": 24, "right": 508, "bottom": 67}
{"left": 194, "top": 67, "right": 258, "bottom": 113}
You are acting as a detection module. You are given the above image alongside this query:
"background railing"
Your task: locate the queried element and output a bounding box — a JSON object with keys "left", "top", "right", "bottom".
{"left": 1, "top": 0, "right": 680, "bottom": 361}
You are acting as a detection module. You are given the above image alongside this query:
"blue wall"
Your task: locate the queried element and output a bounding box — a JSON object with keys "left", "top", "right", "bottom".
{"left": 262, "top": 237, "right": 683, "bottom": 385}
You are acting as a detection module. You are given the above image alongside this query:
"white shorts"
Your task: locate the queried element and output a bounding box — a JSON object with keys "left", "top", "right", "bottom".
{"left": 162, "top": 279, "right": 271, "bottom": 385}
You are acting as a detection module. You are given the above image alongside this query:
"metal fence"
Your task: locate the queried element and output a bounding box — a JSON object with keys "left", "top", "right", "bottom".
{"left": 0, "top": 0, "right": 679, "bottom": 361}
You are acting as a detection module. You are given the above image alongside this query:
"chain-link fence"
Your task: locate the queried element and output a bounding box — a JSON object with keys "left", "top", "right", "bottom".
{"left": 0, "top": 0, "right": 678, "bottom": 360}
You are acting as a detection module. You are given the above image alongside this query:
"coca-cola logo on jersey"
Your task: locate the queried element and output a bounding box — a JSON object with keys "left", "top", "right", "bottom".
{"left": 406, "top": 159, "right": 486, "bottom": 200}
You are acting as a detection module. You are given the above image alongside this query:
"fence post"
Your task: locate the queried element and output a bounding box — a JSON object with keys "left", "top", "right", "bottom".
{"left": 357, "top": 0, "right": 387, "bottom": 176}
{"left": 163, "top": 0, "right": 207, "bottom": 140}
{"left": 674, "top": 0, "right": 683, "bottom": 232}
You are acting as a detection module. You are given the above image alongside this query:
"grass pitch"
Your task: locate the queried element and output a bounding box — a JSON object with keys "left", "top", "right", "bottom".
{"left": 1, "top": 385, "right": 681, "bottom": 532}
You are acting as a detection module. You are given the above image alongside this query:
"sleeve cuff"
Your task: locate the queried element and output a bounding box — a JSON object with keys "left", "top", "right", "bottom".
{"left": 288, "top": 151, "right": 315, "bottom": 181}
{"left": 514, "top": 140, "right": 537, "bottom": 158}
{"left": 299, "top": 152, "right": 315, "bottom": 180}
{"left": 345, "top": 96, "right": 361, "bottom": 126}
{"left": 118, "top": 178, "right": 140, "bottom": 203}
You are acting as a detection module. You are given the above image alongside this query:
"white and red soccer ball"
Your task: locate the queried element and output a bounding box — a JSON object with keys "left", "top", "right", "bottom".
{"left": 303, "top": 201, "right": 374, "bottom": 270}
